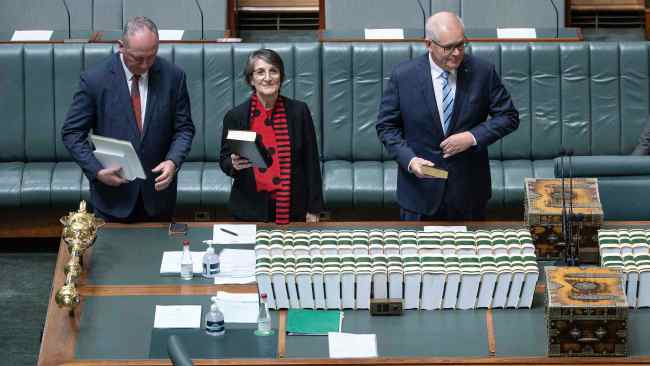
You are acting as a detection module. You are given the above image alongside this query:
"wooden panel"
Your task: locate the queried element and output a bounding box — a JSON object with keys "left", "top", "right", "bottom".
{"left": 238, "top": 0, "right": 318, "bottom": 8}
{"left": 570, "top": 0, "right": 644, "bottom": 11}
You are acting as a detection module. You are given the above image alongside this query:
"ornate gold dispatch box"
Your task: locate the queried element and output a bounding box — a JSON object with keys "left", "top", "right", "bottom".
{"left": 546, "top": 266, "right": 628, "bottom": 357}
{"left": 524, "top": 178, "right": 604, "bottom": 263}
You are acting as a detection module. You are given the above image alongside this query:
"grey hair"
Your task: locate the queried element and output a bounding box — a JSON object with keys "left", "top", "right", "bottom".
{"left": 425, "top": 14, "right": 465, "bottom": 41}
{"left": 244, "top": 48, "right": 285, "bottom": 90}
{"left": 122, "top": 16, "right": 159, "bottom": 45}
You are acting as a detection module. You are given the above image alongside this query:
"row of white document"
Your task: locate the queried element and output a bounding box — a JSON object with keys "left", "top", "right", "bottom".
{"left": 255, "top": 263, "right": 539, "bottom": 310}
{"left": 599, "top": 229, "right": 650, "bottom": 308}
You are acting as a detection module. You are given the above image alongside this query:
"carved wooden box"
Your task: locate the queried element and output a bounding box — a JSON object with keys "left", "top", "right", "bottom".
{"left": 546, "top": 266, "right": 628, "bottom": 357}
{"left": 525, "top": 178, "right": 604, "bottom": 263}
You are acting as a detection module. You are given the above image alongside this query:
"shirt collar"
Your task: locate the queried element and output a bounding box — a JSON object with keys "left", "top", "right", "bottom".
{"left": 428, "top": 53, "right": 456, "bottom": 79}
{"left": 120, "top": 53, "right": 148, "bottom": 82}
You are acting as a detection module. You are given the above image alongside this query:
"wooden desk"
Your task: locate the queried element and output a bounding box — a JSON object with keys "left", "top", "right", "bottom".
{"left": 39, "top": 221, "right": 650, "bottom": 366}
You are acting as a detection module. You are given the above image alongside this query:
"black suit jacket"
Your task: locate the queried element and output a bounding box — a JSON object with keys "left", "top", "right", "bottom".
{"left": 61, "top": 53, "right": 195, "bottom": 218}
{"left": 220, "top": 96, "right": 324, "bottom": 221}
{"left": 633, "top": 115, "right": 650, "bottom": 155}
{"left": 376, "top": 53, "right": 519, "bottom": 216}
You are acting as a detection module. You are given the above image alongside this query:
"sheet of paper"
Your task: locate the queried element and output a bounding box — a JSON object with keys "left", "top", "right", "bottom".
{"left": 215, "top": 291, "right": 259, "bottom": 323}
{"left": 328, "top": 332, "right": 378, "bottom": 358}
{"left": 213, "top": 224, "right": 256, "bottom": 244}
{"left": 158, "top": 29, "right": 184, "bottom": 41}
{"left": 11, "top": 30, "right": 53, "bottom": 41}
{"left": 213, "top": 249, "right": 256, "bottom": 284}
{"left": 423, "top": 226, "right": 467, "bottom": 232}
{"left": 364, "top": 28, "right": 404, "bottom": 40}
{"left": 496, "top": 27, "right": 537, "bottom": 39}
{"left": 153, "top": 305, "right": 202, "bottom": 328}
{"left": 160, "top": 251, "right": 204, "bottom": 274}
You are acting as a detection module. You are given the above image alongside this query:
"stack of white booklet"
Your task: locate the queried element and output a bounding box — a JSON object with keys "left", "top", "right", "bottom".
{"left": 254, "top": 229, "right": 539, "bottom": 310}
{"left": 599, "top": 229, "right": 650, "bottom": 308}
{"left": 90, "top": 134, "right": 145, "bottom": 180}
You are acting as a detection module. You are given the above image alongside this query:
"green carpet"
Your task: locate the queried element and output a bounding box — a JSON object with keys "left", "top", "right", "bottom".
{"left": 0, "top": 239, "right": 58, "bottom": 366}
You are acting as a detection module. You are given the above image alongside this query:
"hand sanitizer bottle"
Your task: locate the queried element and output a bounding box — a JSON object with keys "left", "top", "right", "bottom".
{"left": 180, "top": 239, "right": 193, "bottom": 280}
{"left": 202, "top": 240, "right": 220, "bottom": 278}
{"left": 205, "top": 296, "right": 225, "bottom": 336}
{"left": 254, "top": 293, "right": 274, "bottom": 336}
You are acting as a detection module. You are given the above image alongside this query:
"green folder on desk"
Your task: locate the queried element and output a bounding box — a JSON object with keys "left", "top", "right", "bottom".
{"left": 286, "top": 309, "right": 343, "bottom": 335}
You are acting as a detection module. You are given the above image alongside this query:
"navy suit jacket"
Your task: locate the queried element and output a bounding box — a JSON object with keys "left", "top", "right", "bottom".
{"left": 62, "top": 53, "right": 195, "bottom": 218}
{"left": 376, "top": 53, "right": 519, "bottom": 216}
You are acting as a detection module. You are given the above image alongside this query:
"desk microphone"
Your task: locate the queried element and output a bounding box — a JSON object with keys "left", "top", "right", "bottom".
{"left": 548, "top": 0, "right": 559, "bottom": 39}
{"left": 416, "top": 0, "right": 427, "bottom": 39}
{"left": 62, "top": 0, "right": 72, "bottom": 39}
{"left": 193, "top": 0, "right": 205, "bottom": 40}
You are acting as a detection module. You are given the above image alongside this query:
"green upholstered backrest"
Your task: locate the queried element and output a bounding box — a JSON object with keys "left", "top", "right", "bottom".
{"left": 0, "top": 42, "right": 648, "bottom": 164}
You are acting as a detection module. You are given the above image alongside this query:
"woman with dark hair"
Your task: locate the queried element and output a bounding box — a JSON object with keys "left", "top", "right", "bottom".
{"left": 219, "top": 49, "right": 323, "bottom": 224}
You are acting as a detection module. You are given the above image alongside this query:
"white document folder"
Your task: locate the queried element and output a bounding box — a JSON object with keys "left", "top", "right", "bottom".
{"left": 90, "top": 134, "right": 146, "bottom": 180}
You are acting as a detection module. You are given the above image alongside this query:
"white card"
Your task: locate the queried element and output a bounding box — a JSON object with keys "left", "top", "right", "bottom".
{"left": 153, "top": 305, "right": 202, "bottom": 328}
{"left": 215, "top": 292, "right": 259, "bottom": 323}
{"left": 158, "top": 29, "right": 184, "bottom": 41}
{"left": 423, "top": 226, "right": 467, "bottom": 232}
{"left": 213, "top": 224, "right": 256, "bottom": 244}
{"left": 160, "top": 251, "right": 204, "bottom": 274}
{"left": 213, "top": 249, "right": 257, "bottom": 284}
{"left": 11, "top": 30, "right": 53, "bottom": 41}
{"left": 328, "top": 332, "right": 378, "bottom": 358}
{"left": 364, "top": 28, "right": 404, "bottom": 40}
{"left": 496, "top": 28, "right": 537, "bottom": 39}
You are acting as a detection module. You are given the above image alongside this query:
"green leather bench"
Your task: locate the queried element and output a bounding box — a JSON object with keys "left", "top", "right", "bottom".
{"left": 0, "top": 42, "right": 647, "bottom": 219}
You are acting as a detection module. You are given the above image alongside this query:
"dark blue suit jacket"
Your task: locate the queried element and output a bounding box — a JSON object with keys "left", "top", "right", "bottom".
{"left": 62, "top": 53, "right": 195, "bottom": 218}
{"left": 376, "top": 53, "right": 519, "bottom": 216}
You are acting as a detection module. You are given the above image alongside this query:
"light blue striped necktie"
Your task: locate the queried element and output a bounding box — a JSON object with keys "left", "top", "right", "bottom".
{"left": 440, "top": 70, "right": 454, "bottom": 135}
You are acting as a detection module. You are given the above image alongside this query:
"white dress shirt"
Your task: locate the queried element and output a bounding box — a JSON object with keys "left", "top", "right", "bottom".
{"left": 120, "top": 54, "right": 149, "bottom": 128}
{"left": 407, "top": 54, "right": 476, "bottom": 173}
{"left": 429, "top": 53, "right": 457, "bottom": 131}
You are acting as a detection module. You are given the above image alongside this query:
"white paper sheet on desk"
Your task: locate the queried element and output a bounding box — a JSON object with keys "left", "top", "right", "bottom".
{"left": 11, "top": 30, "right": 53, "bottom": 41}
{"left": 496, "top": 27, "right": 537, "bottom": 39}
{"left": 423, "top": 226, "right": 467, "bottom": 232}
{"left": 160, "top": 251, "right": 204, "bottom": 274}
{"left": 153, "top": 305, "right": 202, "bottom": 328}
{"left": 328, "top": 332, "right": 377, "bottom": 358}
{"left": 213, "top": 249, "right": 256, "bottom": 284}
{"left": 158, "top": 29, "right": 184, "bottom": 40}
{"left": 215, "top": 291, "right": 259, "bottom": 323}
{"left": 213, "top": 224, "right": 256, "bottom": 244}
{"left": 364, "top": 28, "right": 404, "bottom": 40}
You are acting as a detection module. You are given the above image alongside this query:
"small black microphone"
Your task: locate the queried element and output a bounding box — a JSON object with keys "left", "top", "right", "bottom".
{"left": 548, "top": 0, "right": 559, "bottom": 39}
{"left": 416, "top": 0, "right": 427, "bottom": 39}
{"left": 62, "top": 0, "right": 72, "bottom": 39}
{"left": 193, "top": 0, "right": 205, "bottom": 40}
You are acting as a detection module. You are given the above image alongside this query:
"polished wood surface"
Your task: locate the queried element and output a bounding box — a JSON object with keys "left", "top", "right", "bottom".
{"left": 39, "top": 221, "right": 650, "bottom": 366}
{"left": 486, "top": 310, "right": 496, "bottom": 356}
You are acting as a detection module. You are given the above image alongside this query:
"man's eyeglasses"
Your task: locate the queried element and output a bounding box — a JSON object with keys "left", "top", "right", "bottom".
{"left": 430, "top": 39, "right": 467, "bottom": 54}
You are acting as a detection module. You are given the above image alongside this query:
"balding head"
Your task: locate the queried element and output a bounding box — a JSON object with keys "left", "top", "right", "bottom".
{"left": 425, "top": 11, "right": 464, "bottom": 43}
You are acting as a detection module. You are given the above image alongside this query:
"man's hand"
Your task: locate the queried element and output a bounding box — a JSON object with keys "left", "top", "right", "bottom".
{"left": 152, "top": 160, "right": 176, "bottom": 191}
{"left": 231, "top": 153, "right": 252, "bottom": 171}
{"left": 96, "top": 167, "right": 128, "bottom": 187}
{"left": 306, "top": 212, "right": 320, "bottom": 223}
{"left": 441, "top": 131, "right": 475, "bottom": 158}
{"left": 409, "top": 157, "right": 436, "bottom": 179}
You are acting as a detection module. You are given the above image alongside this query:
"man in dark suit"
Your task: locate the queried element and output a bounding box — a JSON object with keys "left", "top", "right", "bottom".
{"left": 62, "top": 17, "right": 195, "bottom": 222}
{"left": 376, "top": 12, "right": 519, "bottom": 221}
{"left": 633, "top": 116, "right": 650, "bottom": 155}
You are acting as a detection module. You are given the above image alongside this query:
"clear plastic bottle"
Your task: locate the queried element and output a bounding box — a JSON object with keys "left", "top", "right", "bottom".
{"left": 205, "top": 296, "right": 225, "bottom": 336}
{"left": 254, "top": 293, "right": 274, "bottom": 336}
{"left": 180, "top": 239, "right": 193, "bottom": 280}
{"left": 202, "top": 241, "right": 220, "bottom": 278}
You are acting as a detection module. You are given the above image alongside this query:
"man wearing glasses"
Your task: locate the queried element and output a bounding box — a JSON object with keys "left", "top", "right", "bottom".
{"left": 376, "top": 11, "right": 519, "bottom": 220}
